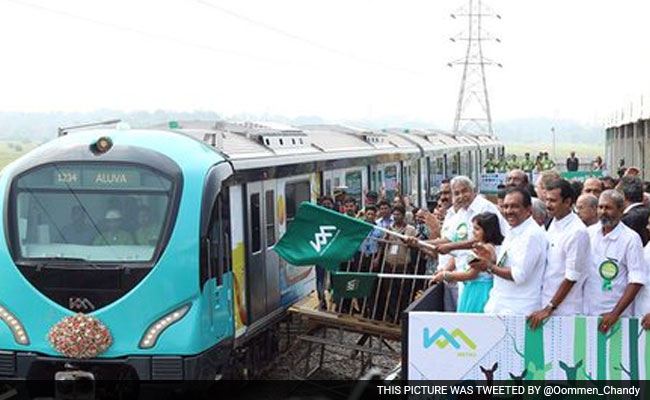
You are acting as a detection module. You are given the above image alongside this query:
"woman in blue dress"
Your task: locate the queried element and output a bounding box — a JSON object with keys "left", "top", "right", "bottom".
{"left": 432, "top": 212, "right": 504, "bottom": 313}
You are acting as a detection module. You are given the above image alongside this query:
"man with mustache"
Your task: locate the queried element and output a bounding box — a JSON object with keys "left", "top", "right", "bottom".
{"left": 584, "top": 190, "right": 647, "bottom": 332}
{"left": 475, "top": 187, "right": 548, "bottom": 315}
{"left": 528, "top": 179, "right": 590, "bottom": 329}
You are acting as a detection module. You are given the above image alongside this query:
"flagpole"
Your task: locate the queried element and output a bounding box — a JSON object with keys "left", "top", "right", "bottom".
{"left": 376, "top": 273, "right": 436, "bottom": 280}
{"left": 372, "top": 226, "right": 438, "bottom": 251}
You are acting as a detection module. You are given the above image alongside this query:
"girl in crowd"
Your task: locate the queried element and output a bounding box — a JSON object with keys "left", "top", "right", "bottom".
{"left": 431, "top": 212, "right": 504, "bottom": 313}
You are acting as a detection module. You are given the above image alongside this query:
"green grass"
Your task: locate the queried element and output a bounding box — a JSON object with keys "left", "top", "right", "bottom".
{"left": 504, "top": 142, "right": 604, "bottom": 161}
{"left": 0, "top": 141, "right": 42, "bottom": 171}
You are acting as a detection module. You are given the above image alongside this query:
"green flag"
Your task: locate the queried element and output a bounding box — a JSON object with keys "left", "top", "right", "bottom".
{"left": 331, "top": 272, "right": 378, "bottom": 300}
{"left": 273, "top": 202, "right": 375, "bottom": 270}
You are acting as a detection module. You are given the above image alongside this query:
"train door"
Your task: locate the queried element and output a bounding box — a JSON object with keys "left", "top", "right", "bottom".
{"left": 205, "top": 191, "right": 232, "bottom": 341}
{"left": 344, "top": 169, "right": 365, "bottom": 207}
{"left": 246, "top": 181, "right": 280, "bottom": 323}
{"left": 420, "top": 157, "right": 428, "bottom": 207}
{"left": 405, "top": 159, "right": 419, "bottom": 206}
{"left": 442, "top": 154, "right": 448, "bottom": 179}
{"left": 263, "top": 183, "right": 280, "bottom": 313}
{"left": 383, "top": 163, "right": 399, "bottom": 200}
{"left": 246, "top": 182, "right": 266, "bottom": 323}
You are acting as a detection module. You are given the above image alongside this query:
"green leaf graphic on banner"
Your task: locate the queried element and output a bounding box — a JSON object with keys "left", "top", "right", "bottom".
{"left": 609, "top": 321, "right": 622, "bottom": 380}
{"left": 628, "top": 318, "right": 639, "bottom": 380}
{"left": 597, "top": 319, "right": 621, "bottom": 380}
{"left": 573, "top": 317, "right": 587, "bottom": 381}
{"left": 524, "top": 323, "right": 548, "bottom": 380}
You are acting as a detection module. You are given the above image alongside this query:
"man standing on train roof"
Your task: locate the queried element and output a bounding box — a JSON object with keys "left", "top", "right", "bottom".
{"left": 483, "top": 154, "right": 497, "bottom": 173}
{"left": 496, "top": 155, "right": 508, "bottom": 173}
{"left": 93, "top": 209, "right": 134, "bottom": 246}
{"left": 475, "top": 188, "right": 548, "bottom": 315}
{"left": 507, "top": 155, "right": 520, "bottom": 171}
{"left": 566, "top": 151, "right": 579, "bottom": 172}
{"left": 528, "top": 180, "right": 590, "bottom": 328}
{"left": 541, "top": 152, "right": 556, "bottom": 171}
{"left": 521, "top": 153, "right": 535, "bottom": 174}
{"left": 583, "top": 189, "right": 646, "bottom": 332}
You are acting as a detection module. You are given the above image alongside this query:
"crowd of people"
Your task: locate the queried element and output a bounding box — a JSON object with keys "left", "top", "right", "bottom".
{"left": 483, "top": 151, "right": 605, "bottom": 174}
{"left": 317, "top": 164, "right": 650, "bottom": 332}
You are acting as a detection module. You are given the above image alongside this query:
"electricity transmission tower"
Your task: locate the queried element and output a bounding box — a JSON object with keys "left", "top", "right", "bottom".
{"left": 449, "top": 0, "right": 501, "bottom": 136}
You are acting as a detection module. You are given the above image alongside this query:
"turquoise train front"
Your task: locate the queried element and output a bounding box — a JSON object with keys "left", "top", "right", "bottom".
{"left": 0, "top": 126, "right": 238, "bottom": 379}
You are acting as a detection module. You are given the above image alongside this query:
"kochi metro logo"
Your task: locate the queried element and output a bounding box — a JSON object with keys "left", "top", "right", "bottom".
{"left": 309, "top": 225, "right": 339, "bottom": 254}
{"left": 423, "top": 327, "right": 476, "bottom": 350}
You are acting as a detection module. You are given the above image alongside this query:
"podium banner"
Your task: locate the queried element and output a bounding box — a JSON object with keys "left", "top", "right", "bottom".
{"left": 479, "top": 173, "right": 506, "bottom": 194}
{"left": 408, "top": 312, "right": 649, "bottom": 381}
{"left": 562, "top": 171, "right": 603, "bottom": 182}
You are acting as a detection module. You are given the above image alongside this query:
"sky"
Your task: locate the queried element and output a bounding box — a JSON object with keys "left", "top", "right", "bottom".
{"left": 1, "top": 0, "right": 650, "bottom": 128}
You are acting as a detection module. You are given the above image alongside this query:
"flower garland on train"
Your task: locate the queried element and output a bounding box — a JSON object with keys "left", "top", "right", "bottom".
{"left": 47, "top": 313, "right": 112, "bottom": 359}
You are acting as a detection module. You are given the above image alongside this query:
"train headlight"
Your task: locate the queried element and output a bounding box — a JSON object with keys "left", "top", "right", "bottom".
{"left": 91, "top": 136, "right": 113, "bottom": 154}
{"left": 0, "top": 304, "right": 29, "bottom": 345}
{"left": 139, "top": 304, "right": 191, "bottom": 349}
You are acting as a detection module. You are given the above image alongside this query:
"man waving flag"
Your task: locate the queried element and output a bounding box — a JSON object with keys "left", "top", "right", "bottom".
{"left": 273, "top": 202, "right": 375, "bottom": 270}
{"left": 274, "top": 202, "right": 437, "bottom": 299}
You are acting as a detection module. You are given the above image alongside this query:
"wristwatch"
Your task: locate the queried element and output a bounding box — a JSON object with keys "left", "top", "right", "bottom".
{"left": 486, "top": 262, "right": 495, "bottom": 274}
{"left": 545, "top": 301, "right": 556, "bottom": 311}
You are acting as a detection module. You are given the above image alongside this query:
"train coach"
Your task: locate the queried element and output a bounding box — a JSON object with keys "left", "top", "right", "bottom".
{"left": 0, "top": 120, "right": 501, "bottom": 381}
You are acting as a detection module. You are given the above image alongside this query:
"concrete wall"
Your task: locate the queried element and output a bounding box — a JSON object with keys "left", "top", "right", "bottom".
{"left": 607, "top": 118, "right": 650, "bottom": 179}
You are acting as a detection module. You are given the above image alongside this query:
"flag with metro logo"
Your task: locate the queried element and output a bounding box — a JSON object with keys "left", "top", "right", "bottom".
{"left": 273, "top": 202, "right": 375, "bottom": 271}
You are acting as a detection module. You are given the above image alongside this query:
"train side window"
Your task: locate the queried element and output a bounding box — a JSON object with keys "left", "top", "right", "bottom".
{"left": 325, "top": 179, "right": 332, "bottom": 197}
{"left": 265, "top": 190, "right": 275, "bottom": 247}
{"left": 250, "top": 193, "right": 261, "bottom": 253}
{"left": 204, "top": 192, "right": 231, "bottom": 286}
{"left": 345, "top": 171, "right": 362, "bottom": 204}
{"left": 286, "top": 180, "right": 310, "bottom": 224}
{"left": 219, "top": 190, "right": 232, "bottom": 274}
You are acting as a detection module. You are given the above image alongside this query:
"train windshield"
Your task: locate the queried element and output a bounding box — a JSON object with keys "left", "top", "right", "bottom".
{"left": 11, "top": 163, "right": 175, "bottom": 263}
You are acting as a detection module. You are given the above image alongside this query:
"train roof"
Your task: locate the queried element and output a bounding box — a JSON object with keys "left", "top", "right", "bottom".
{"left": 148, "top": 120, "right": 429, "bottom": 170}
{"left": 50, "top": 120, "right": 501, "bottom": 175}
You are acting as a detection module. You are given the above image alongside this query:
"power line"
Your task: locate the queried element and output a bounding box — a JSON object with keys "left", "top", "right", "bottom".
{"left": 2, "top": 0, "right": 291, "bottom": 66}
{"left": 190, "top": 0, "right": 427, "bottom": 76}
{"left": 5, "top": 0, "right": 427, "bottom": 77}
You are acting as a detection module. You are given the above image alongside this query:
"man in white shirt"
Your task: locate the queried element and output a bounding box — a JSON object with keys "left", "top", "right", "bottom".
{"left": 637, "top": 214, "right": 650, "bottom": 327}
{"left": 575, "top": 193, "right": 599, "bottom": 227}
{"left": 436, "top": 176, "right": 508, "bottom": 255}
{"left": 528, "top": 179, "right": 589, "bottom": 328}
{"left": 584, "top": 189, "right": 646, "bottom": 333}
{"left": 476, "top": 187, "right": 548, "bottom": 315}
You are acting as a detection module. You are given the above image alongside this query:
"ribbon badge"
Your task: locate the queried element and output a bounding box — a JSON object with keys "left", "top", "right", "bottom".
{"left": 455, "top": 222, "right": 468, "bottom": 242}
{"left": 599, "top": 259, "right": 619, "bottom": 292}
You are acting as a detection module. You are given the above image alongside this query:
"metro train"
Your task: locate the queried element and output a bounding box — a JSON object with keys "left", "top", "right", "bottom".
{"left": 0, "top": 120, "right": 501, "bottom": 381}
